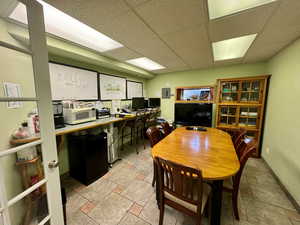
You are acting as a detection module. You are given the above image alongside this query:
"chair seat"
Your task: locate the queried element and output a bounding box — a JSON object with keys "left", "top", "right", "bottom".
{"left": 164, "top": 183, "right": 211, "bottom": 213}
{"left": 223, "top": 178, "right": 233, "bottom": 190}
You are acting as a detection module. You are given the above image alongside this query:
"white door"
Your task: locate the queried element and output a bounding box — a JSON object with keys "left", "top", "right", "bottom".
{"left": 0, "top": 0, "right": 64, "bottom": 224}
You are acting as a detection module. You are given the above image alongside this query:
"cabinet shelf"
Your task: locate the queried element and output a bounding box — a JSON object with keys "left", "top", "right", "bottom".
{"left": 218, "top": 102, "right": 262, "bottom": 106}
{"left": 217, "top": 125, "right": 259, "bottom": 131}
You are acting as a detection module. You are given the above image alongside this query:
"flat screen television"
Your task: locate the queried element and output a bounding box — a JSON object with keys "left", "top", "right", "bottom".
{"left": 132, "top": 97, "right": 145, "bottom": 110}
{"left": 144, "top": 100, "right": 149, "bottom": 108}
{"left": 174, "top": 103, "right": 212, "bottom": 127}
{"left": 149, "top": 98, "right": 161, "bottom": 108}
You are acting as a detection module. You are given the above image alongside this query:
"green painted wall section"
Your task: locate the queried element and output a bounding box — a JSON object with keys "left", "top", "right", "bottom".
{"left": 262, "top": 38, "right": 300, "bottom": 205}
{"left": 146, "top": 62, "right": 268, "bottom": 123}
{"left": 0, "top": 18, "right": 33, "bottom": 225}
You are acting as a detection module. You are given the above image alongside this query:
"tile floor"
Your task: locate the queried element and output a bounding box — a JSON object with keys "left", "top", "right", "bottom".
{"left": 61, "top": 142, "right": 300, "bottom": 225}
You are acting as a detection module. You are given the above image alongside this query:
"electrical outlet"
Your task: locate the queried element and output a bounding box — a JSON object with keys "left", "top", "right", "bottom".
{"left": 266, "top": 147, "right": 270, "bottom": 154}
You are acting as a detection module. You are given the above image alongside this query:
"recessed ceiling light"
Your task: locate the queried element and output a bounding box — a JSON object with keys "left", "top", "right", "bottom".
{"left": 126, "top": 57, "right": 165, "bottom": 71}
{"left": 9, "top": 1, "right": 123, "bottom": 52}
{"left": 212, "top": 34, "right": 257, "bottom": 61}
{"left": 208, "top": 0, "right": 276, "bottom": 19}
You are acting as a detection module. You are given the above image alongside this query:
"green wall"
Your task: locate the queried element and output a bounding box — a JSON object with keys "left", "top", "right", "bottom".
{"left": 146, "top": 62, "right": 268, "bottom": 123}
{"left": 262, "top": 38, "right": 300, "bottom": 205}
{"left": 0, "top": 18, "right": 34, "bottom": 225}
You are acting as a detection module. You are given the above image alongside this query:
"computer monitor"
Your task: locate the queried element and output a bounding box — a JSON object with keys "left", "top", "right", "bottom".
{"left": 144, "top": 99, "right": 149, "bottom": 108}
{"left": 174, "top": 103, "right": 212, "bottom": 127}
{"left": 132, "top": 97, "right": 145, "bottom": 110}
{"left": 149, "top": 98, "right": 161, "bottom": 108}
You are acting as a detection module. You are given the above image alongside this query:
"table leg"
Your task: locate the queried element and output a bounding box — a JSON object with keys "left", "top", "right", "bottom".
{"left": 154, "top": 161, "right": 160, "bottom": 208}
{"left": 210, "top": 180, "right": 223, "bottom": 225}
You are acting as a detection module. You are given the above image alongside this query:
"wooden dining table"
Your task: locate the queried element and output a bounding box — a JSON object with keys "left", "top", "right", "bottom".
{"left": 152, "top": 127, "right": 240, "bottom": 225}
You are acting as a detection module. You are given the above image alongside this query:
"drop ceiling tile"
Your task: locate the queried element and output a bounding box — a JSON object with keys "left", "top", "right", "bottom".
{"left": 44, "top": 0, "right": 130, "bottom": 26}
{"left": 131, "top": 37, "right": 188, "bottom": 69}
{"left": 268, "top": 0, "right": 300, "bottom": 27}
{"left": 244, "top": 40, "right": 291, "bottom": 63}
{"left": 243, "top": 0, "right": 300, "bottom": 63}
{"left": 213, "top": 58, "right": 243, "bottom": 67}
{"left": 96, "top": 10, "right": 158, "bottom": 47}
{"left": 161, "top": 25, "right": 213, "bottom": 69}
{"left": 209, "top": 2, "right": 278, "bottom": 42}
{"left": 124, "top": 0, "right": 151, "bottom": 8}
{"left": 102, "top": 47, "right": 141, "bottom": 61}
{"left": 134, "top": 0, "right": 206, "bottom": 35}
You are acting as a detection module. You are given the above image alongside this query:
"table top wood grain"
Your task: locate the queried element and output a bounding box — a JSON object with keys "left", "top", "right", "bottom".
{"left": 152, "top": 127, "right": 240, "bottom": 180}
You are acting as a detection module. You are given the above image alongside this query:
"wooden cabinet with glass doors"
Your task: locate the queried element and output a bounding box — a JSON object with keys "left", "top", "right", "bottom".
{"left": 216, "top": 75, "right": 270, "bottom": 157}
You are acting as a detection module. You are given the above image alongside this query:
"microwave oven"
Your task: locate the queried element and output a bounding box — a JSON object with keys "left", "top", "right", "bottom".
{"left": 64, "top": 108, "right": 96, "bottom": 125}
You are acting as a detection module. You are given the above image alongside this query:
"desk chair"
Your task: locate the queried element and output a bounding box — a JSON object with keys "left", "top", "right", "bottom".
{"left": 116, "top": 119, "right": 128, "bottom": 152}
{"left": 126, "top": 111, "right": 145, "bottom": 154}
{"left": 155, "top": 157, "right": 211, "bottom": 225}
{"left": 147, "top": 109, "right": 160, "bottom": 128}
{"left": 160, "top": 121, "right": 173, "bottom": 137}
{"left": 223, "top": 139, "right": 257, "bottom": 220}
{"left": 146, "top": 126, "right": 163, "bottom": 187}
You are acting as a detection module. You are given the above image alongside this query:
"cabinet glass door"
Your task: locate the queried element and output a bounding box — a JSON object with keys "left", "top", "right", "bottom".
{"left": 221, "top": 82, "right": 239, "bottom": 102}
{"left": 239, "top": 107, "right": 260, "bottom": 128}
{"left": 241, "top": 80, "right": 261, "bottom": 103}
{"left": 219, "top": 106, "right": 237, "bottom": 126}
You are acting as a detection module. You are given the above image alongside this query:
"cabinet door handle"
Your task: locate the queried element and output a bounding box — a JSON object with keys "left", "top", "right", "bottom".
{"left": 48, "top": 160, "right": 59, "bottom": 169}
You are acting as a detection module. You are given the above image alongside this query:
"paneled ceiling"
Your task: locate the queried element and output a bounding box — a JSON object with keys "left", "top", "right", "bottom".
{"left": 43, "top": 0, "right": 300, "bottom": 74}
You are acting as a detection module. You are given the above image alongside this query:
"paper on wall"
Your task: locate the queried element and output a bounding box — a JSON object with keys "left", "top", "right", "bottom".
{"left": 3, "top": 82, "right": 23, "bottom": 108}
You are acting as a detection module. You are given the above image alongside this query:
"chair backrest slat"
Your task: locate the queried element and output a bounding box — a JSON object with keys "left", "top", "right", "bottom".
{"left": 155, "top": 157, "right": 203, "bottom": 208}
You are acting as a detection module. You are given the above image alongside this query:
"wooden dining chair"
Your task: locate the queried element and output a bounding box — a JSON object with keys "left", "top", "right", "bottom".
{"left": 160, "top": 121, "right": 173, "bottom": 137}
{"left": 146, "top": 126, "right": 163, "bottom": 186}
{"left": 232, "top": 128, "right": 247, "bottom": 149}
{"left": 155, "top": 157, "right": 211, "bottom": 225}
{"left": 223, "top": 139, "right": 257, "bottom": 220}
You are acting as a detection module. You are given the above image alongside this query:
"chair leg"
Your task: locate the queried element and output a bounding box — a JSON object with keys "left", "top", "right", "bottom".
{"left": 232, "top": 190, "right": 240, "bottom": 220}
{"left": 142, "top": 127, "right": 145, "bottom": 149}
{"left": 135, "top": 128, "right": 139, "bottom": 154}
{"left": 130, "top": 128, "right": 133, "bottom": 145}
{"left": 159, "top": 203, "right": 165, "bottom": 225}
{"left": 196, "top": 216, "right": 202, "bottom": 225}
{"left": 152, "top": 161, "right": 156, "bottom": 187}
{"left": 121, "top": 129, "right": 124, "bottom": 151}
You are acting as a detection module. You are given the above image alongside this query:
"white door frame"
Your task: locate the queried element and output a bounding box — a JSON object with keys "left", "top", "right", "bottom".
{"left": 0, "top": 0, "right": 64, "bottom": 224}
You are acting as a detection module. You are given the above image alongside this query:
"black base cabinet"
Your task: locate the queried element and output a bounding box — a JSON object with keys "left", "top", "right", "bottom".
{"left": 67, "top": 132, "right": 108, "bottom": 185}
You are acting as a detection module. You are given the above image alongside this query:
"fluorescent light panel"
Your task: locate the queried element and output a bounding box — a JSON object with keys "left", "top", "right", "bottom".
{"left": 212, "top": 34, "right": 257, "bottom": 61}
{"left": 208, "top": 0, "right": 276, "bottom": 19}
{"left": 9, "top": 1, "right": 123, "bottom": 52}
{"left": 126, "top": 57, "right": 165, "bottom": 71}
